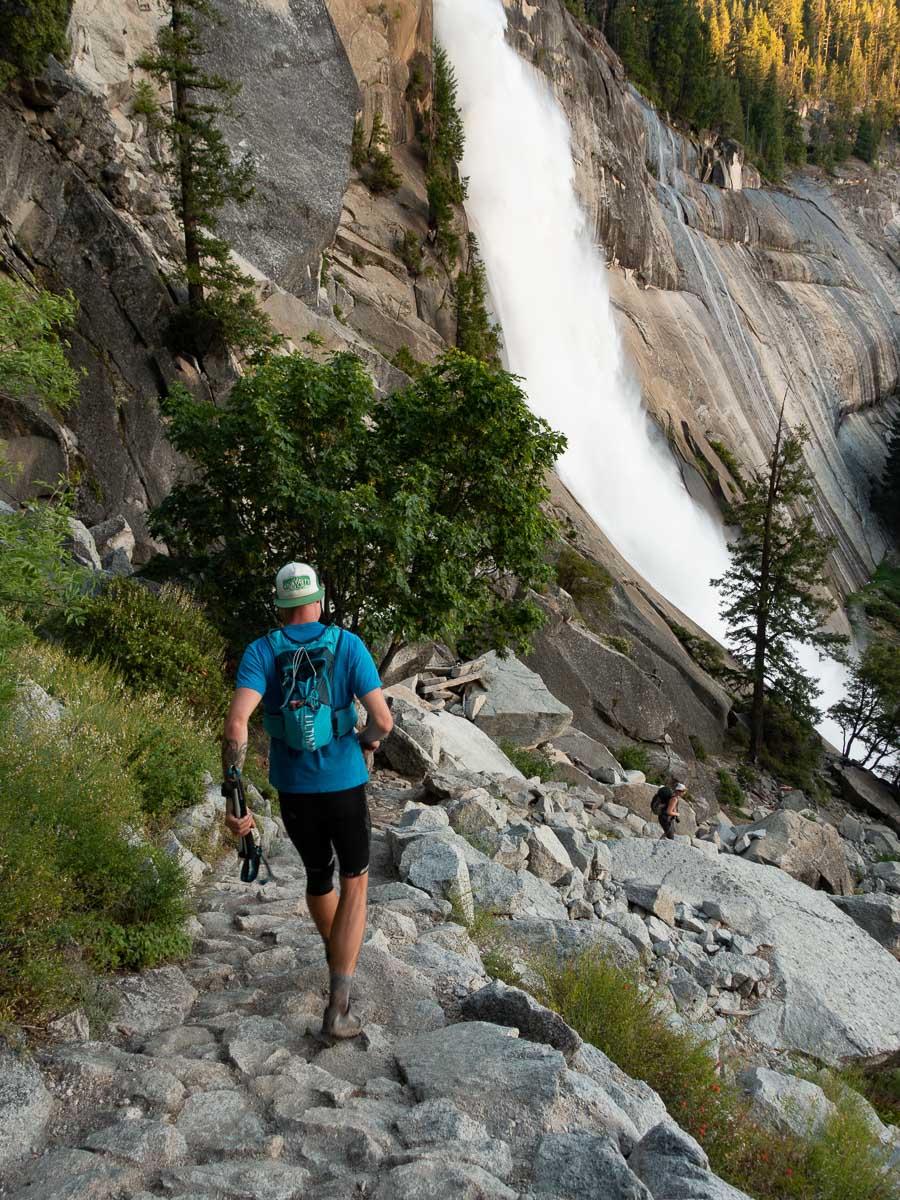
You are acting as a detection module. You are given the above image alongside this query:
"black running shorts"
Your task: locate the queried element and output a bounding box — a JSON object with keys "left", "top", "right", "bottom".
{"left": 278, "top": 784, "right": 371, "bottom": 892}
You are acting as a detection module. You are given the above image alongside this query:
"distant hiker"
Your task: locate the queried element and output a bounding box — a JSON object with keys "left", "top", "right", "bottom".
{"left": 651, "top": 781, "right": 686, "bottom": 840}
{"left": 222, "top": 561, "right": 393, "bottom": 1039}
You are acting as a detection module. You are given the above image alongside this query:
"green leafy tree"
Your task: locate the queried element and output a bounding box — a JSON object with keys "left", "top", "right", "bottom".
{"left": 0, "top": 0, "right": 70, "bottom": 86}
{"left": 456, "top": 235, "right": 502, "bottom": 367}
{"left": 150, "top": 349, "right": 565, "bottom": 669}
{"left": 0, "top": 276, "right": 80, "bottom": 411}
{"left": 712, "top": 410, "right": 846, "bottom": 761}
{"left": 829, "top": 639, "right": 900, "bottom": 771}
{"left": 136, "top": 0, "right": 276, "bottom": 354}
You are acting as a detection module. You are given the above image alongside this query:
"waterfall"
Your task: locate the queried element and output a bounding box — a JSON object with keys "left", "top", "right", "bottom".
{"left": 433, "top": 0, "right": 728, "bottom": 635}
{"left": 433, "top": 0, "right": 847, "bottom": 747}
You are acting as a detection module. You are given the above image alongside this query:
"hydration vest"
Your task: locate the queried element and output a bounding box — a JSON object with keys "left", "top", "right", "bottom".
{"left": 261, "top": 626, "right": 357, "bottom": 753}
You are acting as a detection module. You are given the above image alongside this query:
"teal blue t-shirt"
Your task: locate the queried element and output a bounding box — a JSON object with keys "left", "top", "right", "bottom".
{"left": 236, "top": 622, "right": 381, "bottom": 794}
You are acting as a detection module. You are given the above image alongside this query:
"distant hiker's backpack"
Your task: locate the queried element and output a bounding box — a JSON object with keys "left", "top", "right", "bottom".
{"left": 651, "top": 787, "right": 672, "bottom": 816}
{"left": 262, "top": 626, "right": 357, "bottom": 753}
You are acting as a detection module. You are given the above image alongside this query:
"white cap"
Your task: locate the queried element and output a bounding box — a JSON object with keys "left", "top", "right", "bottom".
{"left": 674, "top": 782, "right": 687, "bottom": 793}
{"left": 274, "top": 562, "right": 325, "bottom": 608}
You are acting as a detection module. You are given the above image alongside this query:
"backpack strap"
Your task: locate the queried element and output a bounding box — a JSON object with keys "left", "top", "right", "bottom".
{"left": 261, "top": 625, "right": 357, "bottom": 743}
{"left": 329, "top": 628, "right": 360, "bottom": 738}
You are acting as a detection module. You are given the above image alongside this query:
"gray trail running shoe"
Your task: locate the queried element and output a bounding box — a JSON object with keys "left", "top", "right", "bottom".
{"left": 322, "top": 1003, "right": 362, "bottom": 1039}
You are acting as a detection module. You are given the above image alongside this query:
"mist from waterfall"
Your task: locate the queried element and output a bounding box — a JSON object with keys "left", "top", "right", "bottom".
{"left": 433, "top": 0, "right": 728, "bottom": 635}
{"left": 434, "top": 0, "right": 848, "bottom": 748}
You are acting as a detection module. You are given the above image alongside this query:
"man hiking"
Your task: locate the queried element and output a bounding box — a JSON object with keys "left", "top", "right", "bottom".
{"left": 651, "top": 780, "right": 686, "bottom": 840}
{"left": 222, "top": 562, "right": 393, "bottom": 1039}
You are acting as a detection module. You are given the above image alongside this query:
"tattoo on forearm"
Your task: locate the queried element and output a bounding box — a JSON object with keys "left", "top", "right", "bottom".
{"left": 222, "top": 737, "right": 248, "bottom": 778}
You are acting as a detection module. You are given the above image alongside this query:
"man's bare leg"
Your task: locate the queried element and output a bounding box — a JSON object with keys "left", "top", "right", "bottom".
{"left": 323, "top": 871, "right": 369, "bottom": 1038}
{"left": 307, "top": 889, "right": 339, "bottom": 945}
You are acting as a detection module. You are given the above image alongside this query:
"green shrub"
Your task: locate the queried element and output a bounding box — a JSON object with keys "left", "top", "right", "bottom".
{"left": 540, "top": 949, "right": 899, "bottom": 1200}
{"left": 499, "top": 739, "right": 558, "bottom": 782}
{"left": 0, "top": 487, "right": 91, "bottom": 628}
{"left": 0, "top": 638, "right": 196, "bottom": 1023}
{"left": 395, "top": 229, "right": 424, "bottom": 275}
{"left": 717, "top": 768, "right": 745, "bottom": 808}
{"left": 603, "top": 634, "right": 632, "bottom": 656}
{"left": 759, "top": 699, "right": 823, "bottom": 793}
{"left": 450, "top": 898, "right": 524, "bottom": 989}
{"left": 554, "top": 544, "right": 613, "bottom": 620}
{"left": 22, "top": 638, "right": 218, "bottom": 825}
{"left": 617, "top": 744, "right": 651, "bottom": 773}
{"left": 64, "top": 577, "right": 230, "bottom": 721}
{"left": 670, "top": 622, "right": 727, "bottom": 677}
{"left": 689, "top": 734, "right": 708, "bottom": 762}
{"left": 392, "top": 345, "right": 424, "bottom": 378}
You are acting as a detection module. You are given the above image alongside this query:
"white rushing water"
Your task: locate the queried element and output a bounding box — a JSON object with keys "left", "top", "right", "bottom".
{"left": 433, "top": 0, "right": 848, "bottom": 745}
{"left": 433, "top": 0, "right": 728, "bottom": 635}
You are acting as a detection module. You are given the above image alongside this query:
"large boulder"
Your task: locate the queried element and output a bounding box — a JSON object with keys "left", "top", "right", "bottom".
{"left": 526, "top": 825, "right": 575, "bottom": 883}
{"left": 398, "top": 837, "right": 474, "bottom": 923}
{"left": 611, "top": 783, "right": 698, "bottom": 837}
{"left": 469, "top": 650, "right": 572, "bottom": 748}
{"left": 0, "top": 1050, "right": 53, "bottom": 1167}
{"left": 460, "top": 980, "right": 582, "bottom": 1061}
{"left": 389, "top": 700, "right": 524, "bottom": 782}
{"left": 628, "top": 1123, "right": 752, "bottom": 1199}
{"left": 396, "top": 1021, "right": 647, "bottom": 1157}
{"left": 738, "top": 1067, "right": 835, "bottom": 1138}
{"left": 829, "top": 893, "right": 900, "bottom": 955}
{"left": 607, "top": 839, "right": 900, "bottom": 1066}
{"left": 551, "top": 728, "right": 626, "bottom": 784}
{"left": 467, "top": 859, "right": 569, "bottom": 921}
{"left": 738, "top": 810, "right": 852, "bottom": 895}
{"left": 833, "top": 763, "right": 900, "bottom": 835}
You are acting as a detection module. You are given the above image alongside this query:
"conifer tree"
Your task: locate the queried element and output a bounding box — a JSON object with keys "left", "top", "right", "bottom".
{"left": 426, "top": 43, "right": 467, "bottom": 265}
{"left": 712, "top": 410, "right": 846, "bottom": 761}
{"left": 137, "top": 0, "right": 276, "bottom": 354}
{"left": 872, "top": 410, "right": 900, "bottom": 540}
{"left": 456, "top": 235, "right": 502, "bottom": 368}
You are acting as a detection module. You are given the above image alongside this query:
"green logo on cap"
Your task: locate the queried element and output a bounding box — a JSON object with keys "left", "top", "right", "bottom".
{"left": 283, "top": 574, "right": 311, "bottom": 592}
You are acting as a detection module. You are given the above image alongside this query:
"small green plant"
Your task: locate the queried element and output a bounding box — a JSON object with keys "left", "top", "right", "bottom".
{"left": 395, "top": 228, "right": 424, "bottom": 275}
{"left": 455, "top": 234, "right": 502, "bottom": 367}
{"left": 353, "top": 111, "right": 401, "bottom": 195}
{"left": 450, "top": 897, "right": 524, "bottom": 989}
{"left": 332, "top": 303, "right": 345, "bottom": 323}
{"left": 617, "top": 744, "right": 651, "bottom": 774}
{"left": 717, "top": 768, "right": 745, "bottom": 808}
{"left": 499, "top": 738, "right": 558, "bottom": 781}
{"left": 689, "top": 734, "right": 708, "bottom": 762}
{"left": 708, "top": 438, "right": 746, "bottom": 490}
{"left": 131, "top": 79, "right": 160, "bottom": 119}
{"left": 670, "top": 622, "right": 727, "bottom": 677}
{"left": 553, "top": 544, "right": 613, "bottom": 619}
{"left": 405, "top": 61, "right": 427, "bottom": 103}
{"left": 392, "top": 345, "right": 424, "bottom": 378}
{"left": 302, "top": 330, "right": 325, "bottom": 347}
{"left": 603, "top": 634, "right": 632, "bottom": 656}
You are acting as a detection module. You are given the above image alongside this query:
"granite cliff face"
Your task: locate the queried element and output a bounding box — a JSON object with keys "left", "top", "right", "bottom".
{"left": 504, "top": 0, "right": 900, "bottom": 596}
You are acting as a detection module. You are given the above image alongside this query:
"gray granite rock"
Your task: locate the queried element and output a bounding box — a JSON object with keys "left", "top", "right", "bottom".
{"left": 829, "top": 892, "right": 900, "bottom": 954}
{"left": 110, "top": 965, "right": 198, "bottom": 1038}
{"left": 629, "top": 1122, "right": 753, "bottom": 1199}
{"left": 0, "top": 1049, "right": 53, "bottom": 1167}
{"left": 461, "top": 980, "right": 582, "bottom": 1060}
{"left": 84, "top": 1118, "right": 188, "bottom": 1165}
{"left": 738, "top": 1067, "right": 835, "bottom": 1138}
{"left": 529, "top": 1130, "right": 652, "bottom": 1198}
{"left": 471, "top": 650, "right": 573, "bottom": 748}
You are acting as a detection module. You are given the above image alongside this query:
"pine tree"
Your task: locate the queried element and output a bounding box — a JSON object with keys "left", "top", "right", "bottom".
{"left": 712, "top": 410, "right": 846, "bottom": 761}
{"left": 136, "top": 0, "right": 276, "bottom": 354}
{"left": 456, "top": 235, "right": 502, "bottom": 368}
{"left": 853, "top": 109, "right": 880, "bottom": 161}
{"left": 426, "top": 42, "right": 467, "bottom": 266}
{"left": 872, "top": 409, "right": 900, "bottom": 540}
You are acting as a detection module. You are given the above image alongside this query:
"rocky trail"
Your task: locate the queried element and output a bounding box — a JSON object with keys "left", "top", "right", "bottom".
{"left": 5, "top": 754, "right": 900, "bottom": 1200}
{"left": 0, "top": 778, "right": 740, "bottom": 1200}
